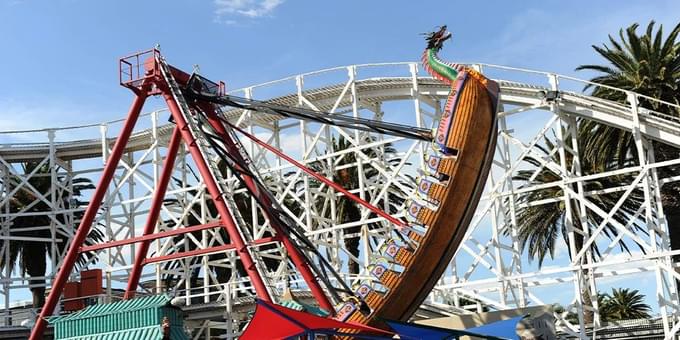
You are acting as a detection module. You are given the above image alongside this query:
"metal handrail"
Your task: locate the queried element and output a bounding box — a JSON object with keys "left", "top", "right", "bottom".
{"left": 2, "top": 61, "right": 677, "bottom": 137}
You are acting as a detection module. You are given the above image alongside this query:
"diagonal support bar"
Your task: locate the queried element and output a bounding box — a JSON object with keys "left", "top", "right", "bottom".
{"left": 224, "top": 119, "right": 408, "bottom": 228}
{"left": 201, "top": 106, "right": 335, "bottom": 313}
{"left": 185, "top": 76, "right": 433, "bottom": 143}
{"left": 124, "top": 125, "right": 182, "bottom": 299}
{"left": 81, "top": 222, "right": 222, "bottom": 253}
{"left": 161, "top": 91, "right": 272, "bottom": 301}
{"left": 30, "top": 88, "right": 150, "bottom": 340}
{"left": 142, "top": 236, "right": 280, "bottom": 265}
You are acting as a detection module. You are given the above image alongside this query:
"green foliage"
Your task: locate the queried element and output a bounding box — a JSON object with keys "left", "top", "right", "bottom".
{"left": 577, "top": 21, "right": 680, "bottom": 168}
{"left": 576, "top": 20, "right": 680, "bottom": 258}
{"left": 576, "top": 21, "right": 680, "bottom": 109}
{"left": 515, "top": 19, "right": 680, "bottom": 268}
{"left": 510, "top": 136, "right": 646, "bottom": 267}
{"left": 553, "top": 288, "right": 652, "bottom": 324}
{"left": 553, "top": 304, "right": 579, "bottom": 324}
{"left": 598, "top": 288, "right": 652, "bottom": 322}
{"left": 531, "top": 22, "right": 678, "bottom": 322}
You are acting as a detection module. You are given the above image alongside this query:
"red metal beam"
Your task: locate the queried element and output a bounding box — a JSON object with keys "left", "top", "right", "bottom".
{"left": 124, "top": 126, "right": 182, "bottom": 299}
{"left": 30, "top": 87, "right": 150, "bottom": 340}
{"left": 200, "top": 105, "right": 336, "bottom": 313}
{"left": 162, "top": 91, "right": 272, "bottom": 301}
{"left": 80, "top": 222, "right": 222, "bottom": 253}
{"left": 226, "top": 121, "right": 408, "bottom": 228}
{"left": 142, "top": 236, "right": 280, "bottom": 265}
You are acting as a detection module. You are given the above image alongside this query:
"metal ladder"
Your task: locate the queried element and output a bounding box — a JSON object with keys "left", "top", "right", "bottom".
{"left": 157, "top": 56, "right": 277, "bottom": 298}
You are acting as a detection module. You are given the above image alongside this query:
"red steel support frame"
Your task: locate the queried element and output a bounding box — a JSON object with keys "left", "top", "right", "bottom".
{"left": 80, "top": 222, "right": 221, "bottom": 253}
{"left": 160, "top": 91, "right": 272, "bottom": 301}
{"left": 30, "top": 85, "right": 151, "bottom": 340}
{"left": 31, "top": 51, "right": 365, "bottom": 339}
{"left": 124, "top": 125, "right": 182, "bottom": 299}
{"left": 201, "top": 106, "right": 335, "bottom": 313}
{"left": 143, "top": 236, "right": 280, "bottom": 265}
{"left": 30, "top": 55, "right": 273, "bottom": 339}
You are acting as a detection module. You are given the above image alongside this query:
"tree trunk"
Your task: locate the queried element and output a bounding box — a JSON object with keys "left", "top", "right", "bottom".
{"left": 652, "top": 143, "right": 680, "bottom": 298}
{"left": 666, "top": 208, "right": 680, "bottom": 263}
{"left": 581, "top": 276, "right": 594, "bottom": 325}
{"left": 24, "top": 241, "right": 47, "bottom": 310}
{"left": 662, "top": 184, "right": 680, "bottom": 259}
{"left": 345, "top": 238, "right": 360, "bottom": 275}
{"left": 655, "top": 144, "right": 680, "bottom": 260}
{"left": 572, "top": 229, "right": 594, "bottom": 325}
{"left": 343, "top": 201, "right": 362, "bottom": 275}
{"left": 30, "top": 279, "right": 46, "bottom": 309}
{"left": 662, "top": 187, "right": 680, "bottom": 298}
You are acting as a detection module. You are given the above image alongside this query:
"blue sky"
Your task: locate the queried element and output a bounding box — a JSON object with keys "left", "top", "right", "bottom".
{"left": 1, "top": 0, "right": 679, "bottom": 131}
{"left": 1, "top": 0, "right": 680, "bottom": 311}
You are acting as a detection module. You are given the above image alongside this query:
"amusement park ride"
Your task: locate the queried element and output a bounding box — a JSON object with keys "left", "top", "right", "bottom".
{"left": 27, "top": 27, "right": 500, "bottom": 338}
{"left": 0, "top": 25, "right": 677, "bottom": 339}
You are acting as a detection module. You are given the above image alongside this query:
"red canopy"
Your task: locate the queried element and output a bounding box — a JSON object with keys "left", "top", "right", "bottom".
{"left": 240, "top": 299, "right": 393, "bottom": 340}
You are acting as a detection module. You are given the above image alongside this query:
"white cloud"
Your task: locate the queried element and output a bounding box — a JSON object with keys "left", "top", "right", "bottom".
{"left": 214, "top": 0, "right": 284, "bottom": 22}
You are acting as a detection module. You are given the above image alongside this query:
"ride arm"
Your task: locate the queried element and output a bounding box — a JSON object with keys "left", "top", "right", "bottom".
{"left": 185, "top": 74, "right": 433, "bottom": 142}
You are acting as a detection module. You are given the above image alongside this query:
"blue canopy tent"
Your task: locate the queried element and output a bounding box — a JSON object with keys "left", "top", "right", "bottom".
{"left": 386, "top": 316, "right": 525, "bottom": 340}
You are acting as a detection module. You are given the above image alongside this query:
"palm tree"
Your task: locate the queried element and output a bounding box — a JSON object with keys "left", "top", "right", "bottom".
{"left": 513, "top": 137, "right": 646, "bottom": 263}
{"left": 511, "top": 136, "right": 646, "bottom": 323}
{"left": 598, "top": 288, "right": 652, "bottom": 322}
{"left": 0, "top": 161, "right": 103, "bottom": 309}
{"left": 302, "top": 135, "right": 412, "bottom": 275}
{"left": 575, "top": 21, "right": 680, "bottom": 259}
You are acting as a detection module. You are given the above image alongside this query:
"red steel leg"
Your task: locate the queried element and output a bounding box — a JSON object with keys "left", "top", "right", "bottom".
{"left": 162, "top": 92, "right": 272, "bottom": 301}
{"left": 30, "top": 91, "right": 149, "bottom": 340}
{"left": 80, "top": 222, "right": 221, "bottom": 253}
{"left": 142, "top": 236, "right": 279, "bottom": 265}
{"left": 202, "top": 109, "right": 335, "bottom": 313}
{"left": 124, "top": 126, "right": 182, "bottom": 299}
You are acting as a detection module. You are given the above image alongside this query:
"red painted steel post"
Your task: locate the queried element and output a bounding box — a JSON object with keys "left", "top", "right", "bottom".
{"left": 124, "top": 126, "right": 182, "bottom": 299}
{"left": 161, "top": 92, "right": 272, "bottom": 301}
{"left": 80, "top": 222, "right": 221, "bottom": 252}
{"left": 202, "top": 110, "right": 336, "bottom": 313}
{"left": 142, "top": 236, "right": 279, "bottom": 265}
{"left": 227, "top": 121, "right": 407, "bottom": 227}
{"left": 29, "top": 90, "right": 149, "bottom": 340}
